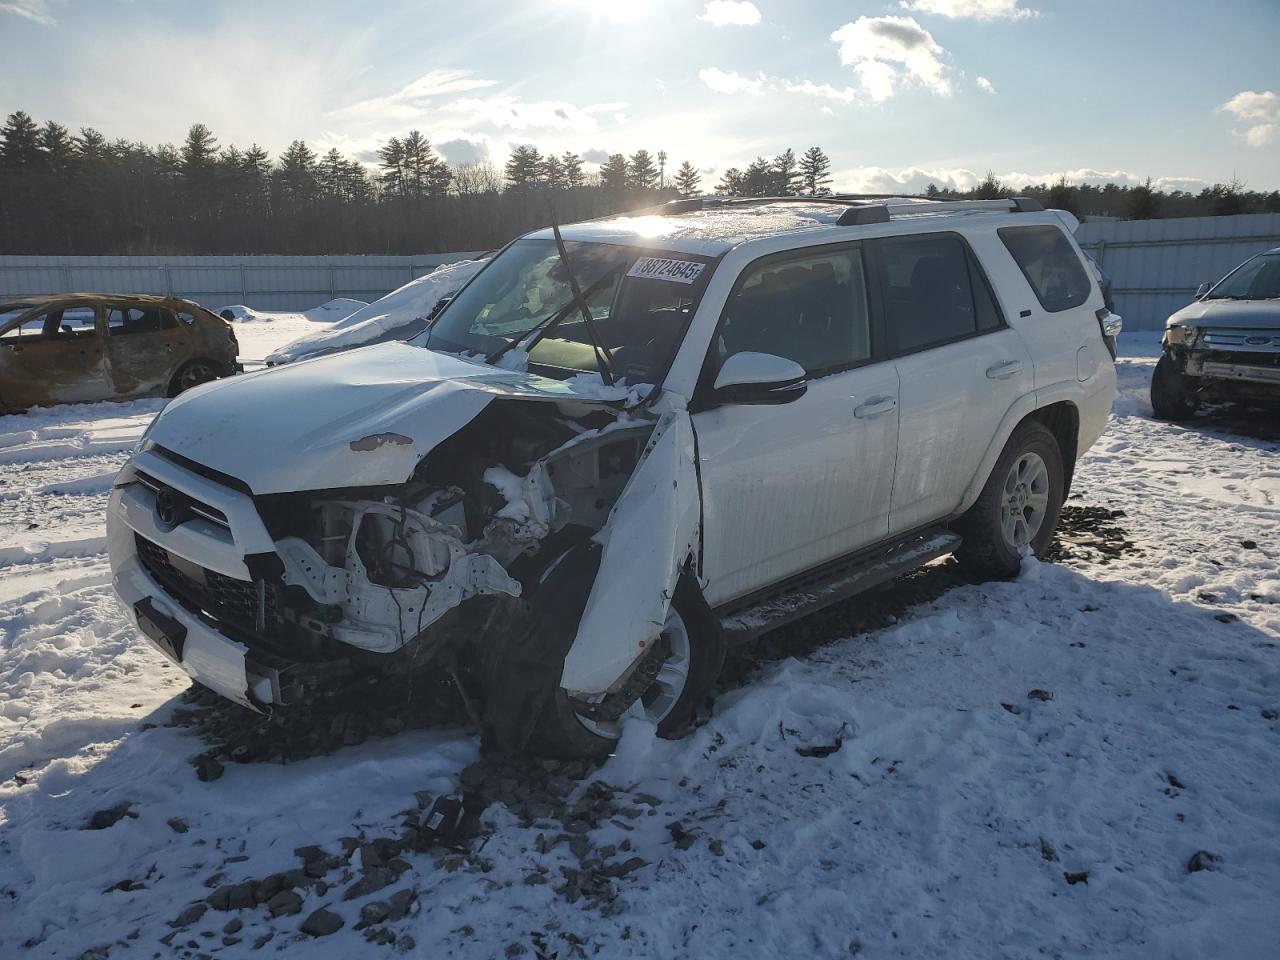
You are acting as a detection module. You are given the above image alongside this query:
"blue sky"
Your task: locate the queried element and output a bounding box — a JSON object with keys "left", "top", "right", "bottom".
{"left": 1, "top": 0, "right": 1277, "bottom": 192}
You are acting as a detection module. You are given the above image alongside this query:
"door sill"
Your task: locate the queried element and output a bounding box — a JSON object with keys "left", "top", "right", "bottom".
{"left": 715, "top": 526, "right": 961, "bottom": 644}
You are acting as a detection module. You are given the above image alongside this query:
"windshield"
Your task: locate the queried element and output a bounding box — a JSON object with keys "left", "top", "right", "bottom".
{"left": 1206, "top": 252, "right": 1280, "bottom": 300}
{"left": 417, "top": 239, "right": 713, "bottom": 383}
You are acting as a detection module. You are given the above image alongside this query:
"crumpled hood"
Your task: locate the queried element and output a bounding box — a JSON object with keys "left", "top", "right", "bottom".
{"left": 1168, "top": 298, "right": 1280, "bottom": 329}
{"left": 148, "top": 342, "right": 620, "bottom": 494}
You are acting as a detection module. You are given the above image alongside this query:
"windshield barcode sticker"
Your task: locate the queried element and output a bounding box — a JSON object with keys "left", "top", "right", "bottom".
{"left": 627, "top": 257, "right": 706, "bottom": 284}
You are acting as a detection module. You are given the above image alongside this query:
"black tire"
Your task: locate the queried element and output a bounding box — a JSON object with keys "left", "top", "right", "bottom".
{"left": 953, "top": 419, "right": 1065, "bottom": 580}
{"left": 1150, "top": 352, "right": 1198, "bottom": 421}
{"left": 168, "top": 359, "right": 220, "bottom": 397}
{"left": 527, "top": 573, "right": 725, "bottom": 760}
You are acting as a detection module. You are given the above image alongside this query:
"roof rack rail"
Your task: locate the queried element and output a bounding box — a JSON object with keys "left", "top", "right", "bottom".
{"left": 645, "top": 194, "right": 1044, "bottom": 223}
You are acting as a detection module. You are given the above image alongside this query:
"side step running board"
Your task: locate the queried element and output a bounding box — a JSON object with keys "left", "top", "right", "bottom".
{"left": 717, "top": 527, "right": 961, "bottom": 644}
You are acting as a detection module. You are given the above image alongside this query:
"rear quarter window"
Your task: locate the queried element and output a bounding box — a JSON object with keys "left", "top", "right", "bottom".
{"left": 999, "top": 225, "right": 1092, "bottom": 313}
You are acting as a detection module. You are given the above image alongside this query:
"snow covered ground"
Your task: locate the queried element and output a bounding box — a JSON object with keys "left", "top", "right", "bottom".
{"left": 1, "top": 328, "right": 1277, "bottom": 959}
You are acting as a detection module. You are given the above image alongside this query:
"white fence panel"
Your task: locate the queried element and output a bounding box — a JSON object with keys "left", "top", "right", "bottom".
{"left": 0, "top": 253, "right": 486, "bottom": 312}
{"left": 1076, "top": 214, "right": 1280, "bottom": 332}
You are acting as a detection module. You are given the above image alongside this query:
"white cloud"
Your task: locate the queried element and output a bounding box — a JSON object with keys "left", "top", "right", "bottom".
{"left": 976, "top": 75, "right": 996, "bottom": 95}
{"left": 830, "top": 16, "right": 952, "bottom": 103}
{"left": 452, "top": 97, "right": 625, "bottom": 133}
{"left": 899, "top": 0, "right": 1036, "bottom": 20}
{"left": 784, "top": 80, "right": 858, "bottom": 103}
{"left": 830, "top": 165, "right": 1209, "bottom": 195}
{"left": 698, "top": 1, "right": 761, "bottom": 27}
{"left": 0, "top": 0, "right": 58, "bottom": 24}
{"left": 699, "top": 67, "right": 764, "bottom": 95}
{"left": 331, "top": 69, "right": 497, "bottom": 124}
{"left": 1219, "top": 90, "right": 1280, "bottom": 148}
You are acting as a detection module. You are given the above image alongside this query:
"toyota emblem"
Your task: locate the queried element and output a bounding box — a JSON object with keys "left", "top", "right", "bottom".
{"left": 155, "top": 489, "right": 178, "bottom": 526}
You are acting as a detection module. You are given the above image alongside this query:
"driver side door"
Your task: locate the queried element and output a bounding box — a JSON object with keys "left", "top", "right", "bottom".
{"left": 692, "top": 242, "right": 900, "bottom": 607}
{"left": 0, "top": 303, "right": 110, "bottom": 410}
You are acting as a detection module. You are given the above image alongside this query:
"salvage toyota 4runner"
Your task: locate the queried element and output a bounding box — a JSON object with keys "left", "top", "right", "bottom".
{"left": 108, "top": 196, "right": 1118, "bottom": 758}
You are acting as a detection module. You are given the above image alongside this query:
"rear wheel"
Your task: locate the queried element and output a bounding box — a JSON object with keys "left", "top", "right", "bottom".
{"left": 1150, "top": 352, "right": 1198, "bottom": 421}
{"left": 954, "top": 420, "right": 1065, "bottom": 579}
{"left": 168, "top": 359, "right": 220, "bottom": 397}
{"left": 527, "top": 574, "right": 724, "bottom": 759}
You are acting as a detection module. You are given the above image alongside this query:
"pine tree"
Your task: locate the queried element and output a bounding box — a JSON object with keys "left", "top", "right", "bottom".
{"left": 276, "top": 140, "right": 318, "bottom": 204}
{"left": 73, "top": 127, "right": 108, "bottom": 160}
{"left": 1, "top": 111, "right": 43, "bottom": 167}
{"left": 599, "top": 153, "right": 629, "bottom": 191}
{"left": 504, "top": 144, "right": 544, "bottom": 190}
{"left": 379, "top": 137, "right": 405, "bottom": 197}
{"left": 1129, "top": 177, "right": 1160, "bottom": 220}
{"left": 39, "top": 121, "right": 74, "bottom": 168}
{"left": 799, "top": 146, "right": 832, "bottom": 196}
{"left": 975, "top": 172, "right": 1006, "bottom": 200}
{"left": 400, "top": 130, "right": 451, "bottom": 199}
{"left": 561, "top": 152, "right": 585, "bottom": 188}
{"left": 318, "top": 148, "right": 346, "bottom": 199}
{"left": 741, "top": 157, "right": 773, "bottom": 196}
{"left": 674, "top": 161, "right": 701, "bottom": 198}
{"left": 541, "top": 153, "right": 566, "bottom": 189}
{"left": 179, "top": 124, "right": 219, "bottom": 177}
{"left": 628, "top": 149, "right": 658, "bottom": 189}
{"left": 768, "top": 148, "right": 798, "bottom": 196}
{"left": 716, "top": 167, "right": 744, "bottom": 196}
{"left": 1047, "top": 175, "right": 1078, "bottom": 216}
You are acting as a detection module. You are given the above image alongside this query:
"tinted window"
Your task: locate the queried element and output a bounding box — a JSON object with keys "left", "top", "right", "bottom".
{"left": 999, "top": 225, "right": 1091, "bottom": 312}
{"left": 718, "top": 246, "right": 871, "bottom": 377}
{"left": 876, "top": 235, "right": 985, "bottom": 354}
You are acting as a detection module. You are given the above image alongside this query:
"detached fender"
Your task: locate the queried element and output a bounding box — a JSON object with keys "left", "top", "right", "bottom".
{"left": 559, "top": 403, "right": 701, "bottom": 696}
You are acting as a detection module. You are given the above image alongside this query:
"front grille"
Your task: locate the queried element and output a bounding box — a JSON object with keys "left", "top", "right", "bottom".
{"left": 1200, "top": 329, "right": 1280, "bottom": 355}
{"left": 135, "top": 533, "right": 280, "bottom": 633}
{"left": 134, "top": 470, "right": 230, "bottom": 529}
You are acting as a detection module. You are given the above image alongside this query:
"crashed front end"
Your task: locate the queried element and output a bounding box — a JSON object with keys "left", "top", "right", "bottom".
{"left": 1165, "top": 323, "right": 1280, "bottom": 403}
{"left": 107, "top": 368, "right": 697, "bottom": 747}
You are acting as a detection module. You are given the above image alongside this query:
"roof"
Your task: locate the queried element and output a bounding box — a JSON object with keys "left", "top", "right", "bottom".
{"left": 539, "top": 196, "right": 1062, "bottom": 257}
{"left": 0, "top": 293, "right": 204, "bottom": 311}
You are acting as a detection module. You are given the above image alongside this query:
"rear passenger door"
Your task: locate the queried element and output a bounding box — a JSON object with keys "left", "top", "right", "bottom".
{"left": 869, "top": 233, "right": 1034, "bottom": 535}
{"left": 104, "top": 301, "right": 187, "bottom": 397}
{"left": 694, "top": 242, "right": 900, "bottom": 606}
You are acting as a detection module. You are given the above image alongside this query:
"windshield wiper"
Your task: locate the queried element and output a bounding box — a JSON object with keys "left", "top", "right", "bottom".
{"left": 484, "top": 271, "right": 615, "bottom": 367}
{"left": 550, "top": 218, "right": 617, "bottom": 386}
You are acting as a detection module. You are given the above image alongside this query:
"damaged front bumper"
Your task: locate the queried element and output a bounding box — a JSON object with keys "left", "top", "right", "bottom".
{"left": 1171, "top": 329, "right": 1280, "bottom": 398}
{"left": 107, "top": 398, "right": 702, "bottom": 731}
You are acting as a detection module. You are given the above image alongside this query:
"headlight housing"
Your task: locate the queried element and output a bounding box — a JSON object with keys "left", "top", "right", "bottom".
{"left": 1165, "top": 324, "right": 1198, "bottom": 346}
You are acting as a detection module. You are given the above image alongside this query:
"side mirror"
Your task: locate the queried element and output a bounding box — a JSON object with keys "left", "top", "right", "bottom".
{"left": 712, "top": 351, "right": 808, "bottom": 405}
{"left": 1194, "top": 282, "right": 1211, "bottom": 299}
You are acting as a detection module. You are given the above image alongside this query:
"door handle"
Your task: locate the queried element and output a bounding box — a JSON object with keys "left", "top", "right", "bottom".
{"left": 986, "top": 360, "right": 1023, "bottom": 380}
{"left": 854, "top": 396, "right": 896, "bottom": 419}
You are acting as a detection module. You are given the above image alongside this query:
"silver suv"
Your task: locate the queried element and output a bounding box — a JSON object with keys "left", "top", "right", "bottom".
{"left": 107, "top": 196, "right": 1118, "bottom": 758}
{"left": 1151, "top": 247, "right": 1280, "bottom": 419}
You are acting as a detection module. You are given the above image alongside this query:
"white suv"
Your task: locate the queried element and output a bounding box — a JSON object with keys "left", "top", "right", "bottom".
{"left": 107, "top": 196, "right": 1118, "bottom": 758}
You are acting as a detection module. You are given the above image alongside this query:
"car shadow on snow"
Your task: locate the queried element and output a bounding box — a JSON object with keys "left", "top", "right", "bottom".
{"left": 3, "top": 534, "right": 1277, "bottom": 958}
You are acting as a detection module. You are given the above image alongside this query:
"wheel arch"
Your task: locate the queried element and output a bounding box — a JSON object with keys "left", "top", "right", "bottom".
{"left": 956, "top": 394, "right": 1080, "bottom": 515}
{"left": 167, "top": 355, "right": 225, "bottom": 397}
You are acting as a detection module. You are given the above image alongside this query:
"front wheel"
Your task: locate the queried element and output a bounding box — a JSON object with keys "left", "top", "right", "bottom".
{"left": 527, "top": 574, "right": 725, "bottom": 760}
{"left": 953, "top": 420, "right": 1065, "bottom": 580}
{"left": 1150, "top": 352, "right": 1198, "bottom": 421}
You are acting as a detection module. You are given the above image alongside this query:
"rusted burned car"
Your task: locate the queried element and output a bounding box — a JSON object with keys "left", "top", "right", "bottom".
{"left": 0, "top": 293, "right": 239, "bottom": 412}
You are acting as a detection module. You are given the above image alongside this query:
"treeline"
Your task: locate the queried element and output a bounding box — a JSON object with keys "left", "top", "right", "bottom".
{"left": 2, "top": 109, "right": 1277, "bottom": 256}
{"left": 928, "top": 172, "right": 1280, "bottom": 221}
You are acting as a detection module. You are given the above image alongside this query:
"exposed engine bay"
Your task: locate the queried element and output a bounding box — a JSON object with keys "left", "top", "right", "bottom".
{"left": 229, "top": 401, "right": 661, "bottom": 702}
